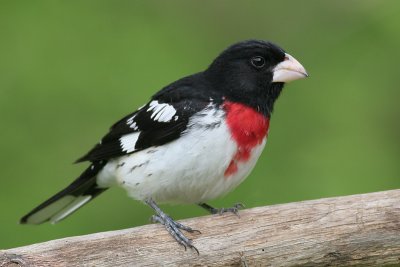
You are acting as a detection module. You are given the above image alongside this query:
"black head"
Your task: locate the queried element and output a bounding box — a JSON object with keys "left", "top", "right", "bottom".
{"left": 205, "top": 40, "right": 307, "bottom": 116}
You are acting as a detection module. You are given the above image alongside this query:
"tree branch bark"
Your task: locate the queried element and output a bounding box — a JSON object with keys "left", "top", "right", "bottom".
{"left": 1, "top": 190, "right": 400, "bottom": 267}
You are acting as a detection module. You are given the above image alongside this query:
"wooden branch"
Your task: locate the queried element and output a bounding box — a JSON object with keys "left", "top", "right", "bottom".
{"left": 1, "top": 190, "right": 400, "bottom": 267}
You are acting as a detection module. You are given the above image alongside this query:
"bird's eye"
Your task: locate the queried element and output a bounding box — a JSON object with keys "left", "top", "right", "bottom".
{"left": 250, "top": 56, "right": 265, "bottom": 68}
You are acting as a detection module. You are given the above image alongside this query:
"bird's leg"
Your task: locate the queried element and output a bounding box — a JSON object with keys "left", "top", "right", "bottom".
{"left": 199, "top": 202, "right": 245, "bottom": 217}
{"left": 145, "top": 198, "right": 200, "bottom": 254}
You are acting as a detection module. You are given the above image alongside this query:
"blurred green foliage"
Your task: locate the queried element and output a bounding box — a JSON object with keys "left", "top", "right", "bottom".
{"left": 1, "top": 0, "right": 399, "bottom": 249}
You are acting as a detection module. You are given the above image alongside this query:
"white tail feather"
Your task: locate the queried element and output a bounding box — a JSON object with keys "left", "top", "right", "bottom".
{"left": 50, "top": 195, "right": 92, "bottom": 224}
{"left": 24, "top": 196, "right": 76, "bottom": 224}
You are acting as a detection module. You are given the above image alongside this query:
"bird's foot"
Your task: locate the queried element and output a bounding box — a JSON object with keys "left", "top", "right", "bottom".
{"left": 146, "top": 198, "right": 200, "bottom": 254}
{"left": 151, "top": 214, "right": 200, "bottom": 254}
{"left": 216, "top": 203, "right": 245, "bottom": 216}
{"left": 199, "top": 203, "right": 245, "bottom": 217}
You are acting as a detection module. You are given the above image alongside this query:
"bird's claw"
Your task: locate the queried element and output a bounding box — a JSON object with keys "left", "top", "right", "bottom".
{"left": 150, "top": 214, "right": 200, "bottom": 254}
{"left": 216, "top": 203, "right": 245, "bottom": 217}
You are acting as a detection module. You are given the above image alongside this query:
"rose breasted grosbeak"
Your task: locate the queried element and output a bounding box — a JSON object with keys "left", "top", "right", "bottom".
{"left": 20, "top": 40, "right": 307, "bottom": 253}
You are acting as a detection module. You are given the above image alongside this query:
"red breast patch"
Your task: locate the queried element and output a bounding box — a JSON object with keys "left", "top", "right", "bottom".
{"left": 223, "top": 101, "right": 270, "bottom": 177}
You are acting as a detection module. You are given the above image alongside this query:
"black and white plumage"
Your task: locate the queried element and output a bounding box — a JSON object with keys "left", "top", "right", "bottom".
{"left": 20, "top": 40, "right": 308, "bottom": 252}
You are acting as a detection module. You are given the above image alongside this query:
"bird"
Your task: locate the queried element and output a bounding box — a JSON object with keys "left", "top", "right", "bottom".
{"left": 20, "top": 40, "right": 308, "bottom": 253}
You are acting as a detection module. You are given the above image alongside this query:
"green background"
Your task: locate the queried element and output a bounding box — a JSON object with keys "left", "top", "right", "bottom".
{"left": 1, "top": 1, "right": 399, "bottom": 249}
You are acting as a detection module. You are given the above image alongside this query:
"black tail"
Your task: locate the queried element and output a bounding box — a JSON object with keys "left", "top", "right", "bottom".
{"left": 20, "top": 161, "right": 107, "bottom": 224}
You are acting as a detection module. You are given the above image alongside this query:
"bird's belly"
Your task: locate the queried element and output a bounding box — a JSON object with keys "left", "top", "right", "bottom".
{"left": 97, "top": 120, "right": 266, "bottom": 204}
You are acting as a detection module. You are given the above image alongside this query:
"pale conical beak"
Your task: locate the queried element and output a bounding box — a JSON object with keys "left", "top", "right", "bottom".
{"left": 272, "top": 53, "right": 308, "bottom": 83}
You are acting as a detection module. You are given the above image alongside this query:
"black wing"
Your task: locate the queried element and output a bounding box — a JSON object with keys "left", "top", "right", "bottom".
{"left": 76, "top": 94, "right": 210, "bottom": 163}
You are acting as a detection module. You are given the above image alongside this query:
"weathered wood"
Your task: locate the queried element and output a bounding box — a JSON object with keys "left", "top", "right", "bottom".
{"left": 1, "top": 190, "right": 400, "bottom": 267}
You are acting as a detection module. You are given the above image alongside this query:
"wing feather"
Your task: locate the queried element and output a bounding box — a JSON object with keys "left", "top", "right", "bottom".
{"left": 76, "top": 98, "right": 209, "bottom": 163}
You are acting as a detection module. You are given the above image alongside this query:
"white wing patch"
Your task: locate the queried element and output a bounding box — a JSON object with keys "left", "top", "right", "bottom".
{"left": 126, "top": 115, "right": 135, "bottom": 125}
{"left": 129, "top": 122, "right": 138, "bottom": 130}
{"left": 126, "top": 115, "right": 138, "bottom": 130}
{"left": 147, "top": 100, "right": 176, "bottom": 122}
{"left": 120, "top": 133, "right": 140, "bottom": 153}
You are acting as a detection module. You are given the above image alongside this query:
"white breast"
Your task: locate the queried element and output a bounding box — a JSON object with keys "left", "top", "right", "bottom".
{"left": 97, "top": 107, "right": 266, "bottom": 204}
